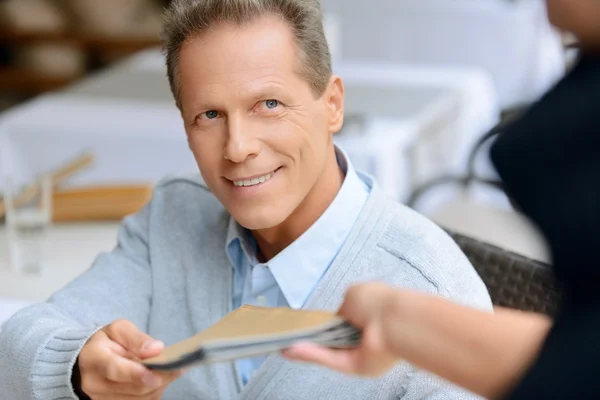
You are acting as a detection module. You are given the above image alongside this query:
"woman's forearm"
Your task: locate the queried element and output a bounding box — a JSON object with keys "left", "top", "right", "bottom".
{"left": 383, "top": 291, "right": 552, "bottom": 399}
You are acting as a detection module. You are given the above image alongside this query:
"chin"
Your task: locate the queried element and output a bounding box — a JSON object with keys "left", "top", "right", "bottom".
{"left": 229, "top": 207, "right": 287, "bottom": 231}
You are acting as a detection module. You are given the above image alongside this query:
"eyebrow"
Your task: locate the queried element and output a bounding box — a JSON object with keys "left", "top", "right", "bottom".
{"left": 238, "top": 81, "right": 289, "bottom": 101}
{"left": 191, "top": 103, "right": 216, "bottom": 112}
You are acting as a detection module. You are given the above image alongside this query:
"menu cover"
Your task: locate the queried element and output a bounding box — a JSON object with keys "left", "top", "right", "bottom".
{"left": 143, "top": 305, "right": 361, "bottom": 371}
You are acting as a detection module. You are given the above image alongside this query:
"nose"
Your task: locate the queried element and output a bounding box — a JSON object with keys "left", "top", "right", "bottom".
{"left": 223, "top": 115, "right": 260, "bottom": 163}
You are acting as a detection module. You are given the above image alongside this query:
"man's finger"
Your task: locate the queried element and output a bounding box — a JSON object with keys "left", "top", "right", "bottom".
{"left": 105, "top": 369, "right": 184, "bottom": 396}
{"left": 104, "top": 320, "right": 164, "bottom": 358}
{"left": 105, "top": 336, "right": 130, "bottom": 358}
{"left": 102, "top": 353, "right": 163, "bottom": 388}
{"left": 283, "top": 343, "right": 358, "bottom": 374}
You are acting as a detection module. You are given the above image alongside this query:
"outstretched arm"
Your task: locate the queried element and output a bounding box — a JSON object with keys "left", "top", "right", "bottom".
{"left": 0, "top": 202, "right": 173, "bottom": 399}
{"left": 284, "top": 283, "right": 551, "bottom": 399}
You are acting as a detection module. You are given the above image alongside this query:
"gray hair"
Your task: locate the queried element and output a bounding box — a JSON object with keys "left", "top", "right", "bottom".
{"left": 162, "top": 0, "right": 332, "bottom": 109}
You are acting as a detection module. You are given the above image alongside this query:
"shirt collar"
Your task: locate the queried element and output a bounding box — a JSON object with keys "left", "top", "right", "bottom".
{"left": 225, "top": 146, "right": 370, "bottom": 308}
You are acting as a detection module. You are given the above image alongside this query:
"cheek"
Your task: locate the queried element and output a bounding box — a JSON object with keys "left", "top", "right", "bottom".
{"left": 289, "top": 108, "right": 332, "bottom": 180}
{"left": 546, "top": 0, "right": 599, "bottom": 34}
{"left": 546, "top": 0, "right": 570, "bottom": 30}
{"left": 573, "top": 3, "right": 600, "bottom": 42}
{"left": 277, "top": 113, "right": 327, "bottom": 164}
{"left": 306, "top": 107, "right": 332, "bottom": 157}
{"left": 187, "top": 133, "right": 222, "bottom": 179}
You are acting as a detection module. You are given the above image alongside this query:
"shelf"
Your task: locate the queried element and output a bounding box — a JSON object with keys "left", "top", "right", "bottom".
{"left": 0, "top": 29, "right": 160, "bottom": 96}
{"left": 0, "top": 29, "right": 161, "bottom": 51}
{"left": 0, "top": 67, "right": 80, "bottom": 93}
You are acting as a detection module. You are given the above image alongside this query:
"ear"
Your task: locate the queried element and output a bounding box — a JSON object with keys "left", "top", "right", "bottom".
{"left": 325, "top": 75, "right": 344, "bottom": 134}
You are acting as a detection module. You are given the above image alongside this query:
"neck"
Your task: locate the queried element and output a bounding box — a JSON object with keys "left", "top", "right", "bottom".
{"left": 252, "top": 145, "right": 344, "bottom": 261}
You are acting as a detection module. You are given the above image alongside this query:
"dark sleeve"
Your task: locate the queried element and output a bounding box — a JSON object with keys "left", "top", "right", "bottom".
{"left": 490, "top": 54, "right": 600, "bottom": 399}
{"left": 506, "top": 302, "right": 600, "bottom": 399}
{"left": 72, "top": 358, "right": 92, "bottom": 400}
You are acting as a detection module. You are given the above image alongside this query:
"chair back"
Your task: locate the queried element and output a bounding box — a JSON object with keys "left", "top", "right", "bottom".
{"left": 449, "top": 232, "right": 561, "bottom": 316}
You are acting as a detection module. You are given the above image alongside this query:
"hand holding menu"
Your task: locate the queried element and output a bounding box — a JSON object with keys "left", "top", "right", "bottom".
{"left": 143, "top": 305, "right": 361, "bottom": 371}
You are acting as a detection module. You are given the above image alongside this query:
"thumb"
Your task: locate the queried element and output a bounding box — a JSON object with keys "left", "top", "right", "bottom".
{"left": 283, "top": 342, "right": 359, "bottom": 375}
{"left": 103, "top": 319, "right": 164, "bottom": 359}
{"left": 336, "top": 285, "right": 373, "bottom": 327}
{"left": 338, "top": 283, "right": 393, "bottom": 328}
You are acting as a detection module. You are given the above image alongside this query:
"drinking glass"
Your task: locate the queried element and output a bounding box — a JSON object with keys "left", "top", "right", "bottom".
{"left": 4, "top": 176, "right": 52, "bottom": 275}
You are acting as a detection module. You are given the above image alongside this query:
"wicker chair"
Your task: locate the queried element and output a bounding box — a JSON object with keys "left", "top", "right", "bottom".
{"left": 448, "top": 231, "right": 561, "bottom": 316}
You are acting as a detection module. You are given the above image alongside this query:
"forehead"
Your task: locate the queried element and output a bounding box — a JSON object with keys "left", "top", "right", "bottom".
{"left": 178, "top": 16, "right": 302, "bottom": 92}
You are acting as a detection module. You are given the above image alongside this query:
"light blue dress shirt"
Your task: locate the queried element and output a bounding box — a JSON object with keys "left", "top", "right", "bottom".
{"left": 225, "top": 147, "right": 370, "bottom": 386}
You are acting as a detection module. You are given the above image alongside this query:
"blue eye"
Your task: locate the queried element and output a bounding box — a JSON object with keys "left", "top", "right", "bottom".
{"left": 205, "top": 110, "right": 218, "bottom": 119}
{"left": 264, "top": 100, "right": 279, "bottom": 109}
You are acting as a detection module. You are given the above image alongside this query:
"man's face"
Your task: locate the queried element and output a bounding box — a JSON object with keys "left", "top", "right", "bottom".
{"left": 178, "top": 16, "right": 342, "bottom": 230}
{"left": 546, "top": 0, "right": 600, "bottom": 48}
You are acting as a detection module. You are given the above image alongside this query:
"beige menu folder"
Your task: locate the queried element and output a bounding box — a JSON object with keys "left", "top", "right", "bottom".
{"left": 143, "top": 305, "right": 361, "bottom": 371}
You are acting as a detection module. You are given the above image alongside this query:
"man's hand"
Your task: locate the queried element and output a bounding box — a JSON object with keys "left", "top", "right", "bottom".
{"left": 283, "top": 282, "right": 401, "bottom": 377}
{"left": 77, "top": 320, "right": 183, "bottom": 399}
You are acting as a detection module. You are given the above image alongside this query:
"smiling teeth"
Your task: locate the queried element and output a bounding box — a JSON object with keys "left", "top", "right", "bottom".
{"left": 234, "top": 171, "right": 274, "bottom": 187}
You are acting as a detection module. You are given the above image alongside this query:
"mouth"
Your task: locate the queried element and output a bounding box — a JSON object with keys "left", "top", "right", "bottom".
{"left": 230, "top": 167, "right": 280, "bottom": 188}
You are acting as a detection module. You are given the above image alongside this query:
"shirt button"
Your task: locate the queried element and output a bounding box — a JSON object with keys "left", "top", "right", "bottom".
{"left": 257, "top": 296, "right": 268, "bottom": 306}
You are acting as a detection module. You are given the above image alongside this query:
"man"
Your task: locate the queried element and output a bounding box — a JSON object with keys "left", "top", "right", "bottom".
{"left": 285, "top": 1, "right": 600, "bottom": 399}
{"left": 0, "top": 1, "right": 492, "bottom": 399}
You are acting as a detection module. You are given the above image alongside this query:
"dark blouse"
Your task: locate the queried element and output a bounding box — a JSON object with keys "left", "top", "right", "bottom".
{"left": 491, "top": 53, "right": 600, "bottom": 399}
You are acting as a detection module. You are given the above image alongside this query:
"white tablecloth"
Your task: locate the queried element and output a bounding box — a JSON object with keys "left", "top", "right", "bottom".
{"left": 0, "top": 222, "right": 118, "bottom": 328}
{"left": 0, "top": 222, "right": 119, "bottom": 302}
{"left": 0, "top": 94, "right": 195, "bottom": 188}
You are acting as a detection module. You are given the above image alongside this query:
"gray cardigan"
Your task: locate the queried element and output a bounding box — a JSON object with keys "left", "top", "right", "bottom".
{"left": 0, "top": 175, "right": 492, "bottom": 400}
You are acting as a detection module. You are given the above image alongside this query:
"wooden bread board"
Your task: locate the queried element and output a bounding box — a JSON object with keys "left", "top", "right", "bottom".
{"left": 52, "top": 184, "right": 152, "bottom": 222}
